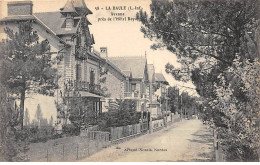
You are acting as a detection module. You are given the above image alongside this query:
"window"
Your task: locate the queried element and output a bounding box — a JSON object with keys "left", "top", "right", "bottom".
{"left": 162, "top": 87, "right": 166, "bottom": 94}
{"left": 76, "top": 64, "right": 81, "bottom": 81}
{"left": 131, "top": 83, "right": 136, "bottom": 92}
{"left": 90, "top": 68, "right": 95, "bottom": 85}
{"left": 125, "top": 81, "right": 129, "bottom": 92}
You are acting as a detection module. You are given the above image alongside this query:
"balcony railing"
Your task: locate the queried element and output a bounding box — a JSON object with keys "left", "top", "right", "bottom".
{"left": 161, "top": 92, "right": 167, "bottom": 96}
{"left": 124, "top": 92, "right": 132, "bottom": 98}
{"left": 65, "top": 80, "right": 102, "bottom": 95}
{"left": 124, "top": 91, "right": 147, "bottom": 99}
{"left": 141, "top": 93, "right": 147, "bottom": 99}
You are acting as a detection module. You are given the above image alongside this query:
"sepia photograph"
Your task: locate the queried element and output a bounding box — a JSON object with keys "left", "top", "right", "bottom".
{"left": 0, "top": 0, "right": 259, "bottom": 162}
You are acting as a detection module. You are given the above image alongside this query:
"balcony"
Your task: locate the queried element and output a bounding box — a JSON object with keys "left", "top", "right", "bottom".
{"left": 124, "top": 92, "right": 132, "bottom": 98}
{"left": 65, "top": 80, "right": 102, "bottom": 95}
{"left": 141, "top": 93, "right": 147, "bottom": 99}
{"left": 161, "top": 92, "right": 167, "bottom": 96}
{"left": 124, "top": 91, "right": 147, "bottom": 99}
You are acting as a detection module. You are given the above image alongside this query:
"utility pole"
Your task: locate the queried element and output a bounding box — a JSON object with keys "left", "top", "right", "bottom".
{"left": 180, "top": 95, "right": 183, "bottom": 121}
{"left": 149, "top": 83, "right": 153, "bottom": 134}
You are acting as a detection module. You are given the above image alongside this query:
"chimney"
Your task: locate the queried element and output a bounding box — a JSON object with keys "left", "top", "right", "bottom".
{"left": 100, "top": 47, "right": 108, "bottom": 60}
{"left": 7, "top": 1, "right": 33, "bottom": 16}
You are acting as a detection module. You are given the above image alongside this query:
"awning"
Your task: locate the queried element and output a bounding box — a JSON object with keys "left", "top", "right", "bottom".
{"left": 65, "top": 91, "right": 103, "bottom": 98}
{"left": 79, "top": 91, "right": 103, "bottom": 98}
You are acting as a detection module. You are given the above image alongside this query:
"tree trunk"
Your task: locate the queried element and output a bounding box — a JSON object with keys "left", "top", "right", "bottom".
{"left": 20, "top": 88, "right": 26, "bottom": 130}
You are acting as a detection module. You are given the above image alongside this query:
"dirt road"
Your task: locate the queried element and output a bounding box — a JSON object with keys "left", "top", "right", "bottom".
{"left": 81, "top": 119, "right": 215, "bottom": 162}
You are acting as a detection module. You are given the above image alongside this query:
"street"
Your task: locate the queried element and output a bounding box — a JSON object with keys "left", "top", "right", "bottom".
{"left": 81, "top": 119, "right": 215, "bottom": 162}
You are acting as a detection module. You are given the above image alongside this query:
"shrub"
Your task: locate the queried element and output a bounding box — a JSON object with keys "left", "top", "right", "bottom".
{"left": 62, "top": 124, "right": 80, "bottom": 136}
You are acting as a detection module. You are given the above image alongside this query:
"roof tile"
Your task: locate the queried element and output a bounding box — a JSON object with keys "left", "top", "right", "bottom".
{"left": 155, "top": 73, "right": 167, "bottom": 82}
{"left": 108, "top": 56, "right": 146, "bottom": 79}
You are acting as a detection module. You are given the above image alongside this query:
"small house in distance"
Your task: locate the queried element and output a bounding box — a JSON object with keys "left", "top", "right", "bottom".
{"left": 99, "top": 47, "right": 169, "bottom": 119}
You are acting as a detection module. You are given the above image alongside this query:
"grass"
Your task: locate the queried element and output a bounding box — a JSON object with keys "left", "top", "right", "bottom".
{"left": 27, "top": 135, "right": 111, "bottom": 162}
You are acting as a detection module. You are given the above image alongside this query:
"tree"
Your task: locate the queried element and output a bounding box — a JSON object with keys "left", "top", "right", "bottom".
{"left": 209, "top": 57, "right": 259, "bottom": 161}
{"left": 97, "top": 99, "right": 139, "bottom": 131}
{"left": 49, "top": 116, "right": 53, "bottom": 127}
{"left": 167, "top": 86, "right": 180, "bottom": 113}
{"left": 67, "top": 97, "right": 96, "bottom": 131}
{"left": 35, "top": 104, "right": 43, "bottom": 126}
{"left": 24, "top": 108, "right": 30, "bottom": 127}
{"left": 137, "top": 0, "right": 259, "bottom": 161}
{"left": 137, "top": 0, "right": 259, "bottom": 86}
{"left": 0, "top": 85, "right": 29, "bottom": 161}
{"left": 0, "top": 21, "right": 58, "bottom": 129}
{"left": 39, "top": 118, "right": 48, "bottom": 127}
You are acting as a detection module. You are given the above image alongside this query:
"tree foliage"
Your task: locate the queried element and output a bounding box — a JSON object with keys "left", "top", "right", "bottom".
{"left": 24, "top": 108, "right": 30, "bottom": 127}
{"left": 208, "top": 57, "right": 260, "bottom": 161}
{"left": 0, "top": 85, "right": 29, "bottom": 161}
{"left": 137, "top": 0, "right": 260, "bottom": 161}
{"left": 98, "top": 99, "right": 139, "bottom": 131}
{"left": 0, "top": 21, "right": 58, "bottom": 129}
{"left": 35, "top": 104, "right": 43, "bottom": 125}
{"left": 167, "top": 86, "right": 180, "bottom": 113}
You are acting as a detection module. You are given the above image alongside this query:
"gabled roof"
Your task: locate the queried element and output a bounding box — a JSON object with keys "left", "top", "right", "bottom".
{"left": 61, "top": 0, "right": 78, "bottom": 14}
{"left": 72, "top": 0, "right": 93, "bottom": 15}
{"left": 122, "top": 70, "right": 132, "bottom": 78}
{"left": 106, "top": 59, "right": 128, "bottom": 78}
{"left": 0, "top": 14, "right": 70, "bottom": 45}
{"left": 155, "top": 73, "right": 167, "bottom": 83}
{"left": 33, "top": 12, "right": 79, "bottom": 35}
{"left": 108, "top": 56, "right": 146, "bottom": 79}
{"left": 60, "top": 0, "right": 93, "bottom": 15}
{"left": 147, "top": 64, "right": 155, "bottom": 83}
{"left": 0, "top": 12, "right": 79, "bottom": 36}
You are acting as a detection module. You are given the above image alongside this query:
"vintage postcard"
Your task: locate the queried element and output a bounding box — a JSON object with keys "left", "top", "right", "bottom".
{"left": 0, "top": 0, "right": 259, "bottom": 162}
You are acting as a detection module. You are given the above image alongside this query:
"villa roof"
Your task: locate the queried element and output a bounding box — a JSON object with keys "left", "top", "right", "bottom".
{"left": 33, "top": 12, "right": 79, "bottom": 35}
{"left": 108, "top": 56, "right": 146, "bottom": 79}
{"left": 155, "top": 73, "right": 167, "bottom": 83}
{"left": 106, "top": 60, "right": 127, "bottom": 78}
{"left": 0, "top": 12, "right": 81, "bottom": 36}
{"left": 60, "top": 0, "right": 78, "bottom": 14}
{"left": 60, "top": 0, "right": 93, "bottom": 15}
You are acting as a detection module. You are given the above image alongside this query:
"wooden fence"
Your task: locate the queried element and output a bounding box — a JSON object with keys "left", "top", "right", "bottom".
{"left": 87, "top": 131, "right": 110, "bottom": 141}
{"left": 80, "top": 130, "right": 110, "bottom": 141}
{"left": 110, "top": 123, "right": 149, "bottom": 141}
{"left": 110, "top": 124, "right": 140, "bottom": 141}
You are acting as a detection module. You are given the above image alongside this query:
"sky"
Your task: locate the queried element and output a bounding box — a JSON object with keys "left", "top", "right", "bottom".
{"left": 0, "top": 0, "right": 198, "bottom": 122}
{"left": 0, "top": 0, "right": 196, "bottom": 91}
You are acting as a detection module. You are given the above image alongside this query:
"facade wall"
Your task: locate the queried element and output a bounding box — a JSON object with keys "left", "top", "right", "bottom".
{"left": 102, "top": 65, "right": 125, "bottom": 99}
{"left": 86, "top": 58, "right": 100, "bottom": 84}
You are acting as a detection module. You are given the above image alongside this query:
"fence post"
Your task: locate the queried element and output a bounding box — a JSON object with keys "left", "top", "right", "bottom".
{"left": 63, "top": 144, "right": 65, "bottom": 161}
{"left": 46, "top": 149, "right": 48, "bottom": 162}
{"left": 95, "top": 134, "right": 98, "bottom": 150}
{"left": 87, "top": 139, "right": 90, "bottom": 156}
{"left": 76, "top": 143, "right": 79, "bottom": 160}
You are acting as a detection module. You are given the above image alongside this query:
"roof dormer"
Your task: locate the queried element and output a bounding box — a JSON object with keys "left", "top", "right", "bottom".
{"left": 60, "top": 0, "right": 78, "bottom": 17}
